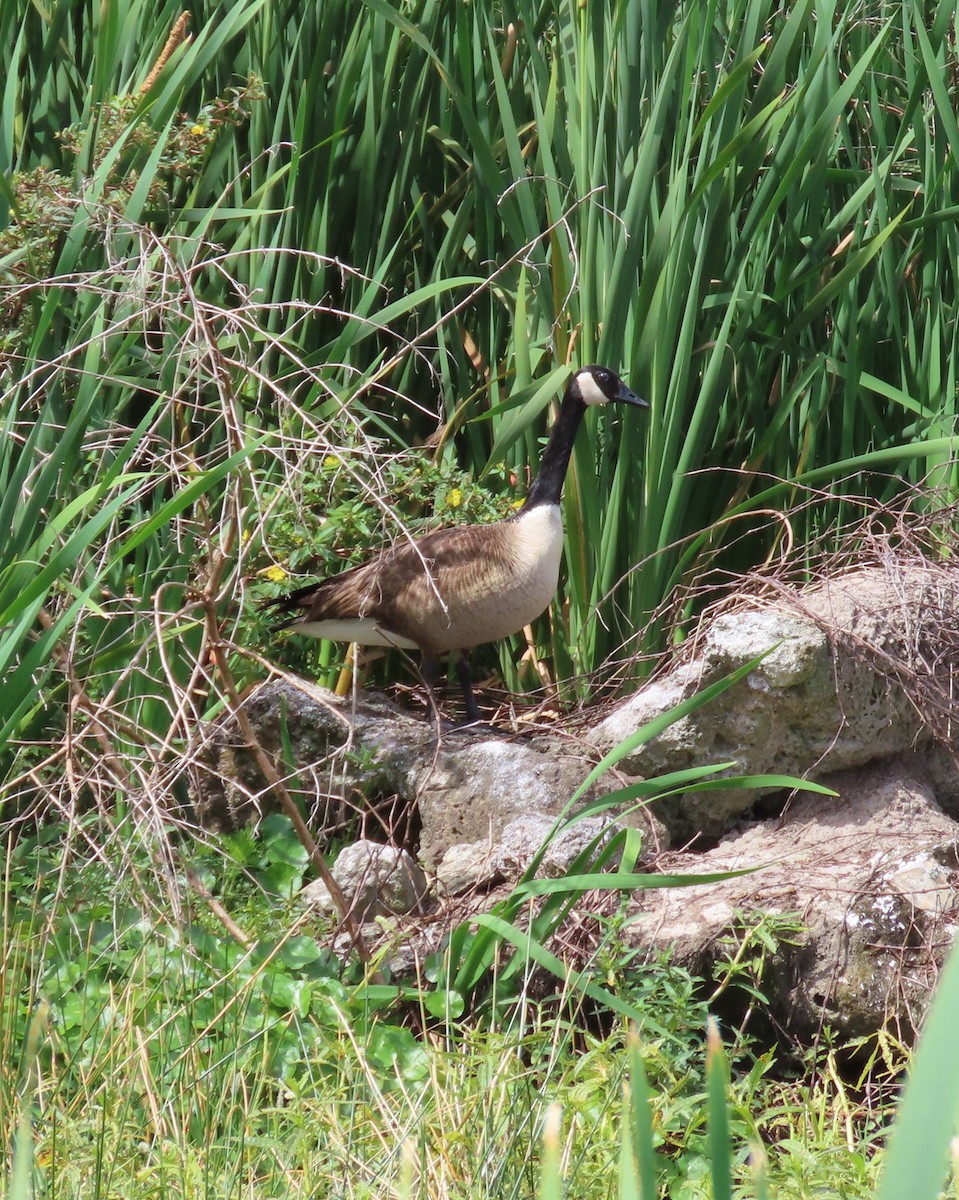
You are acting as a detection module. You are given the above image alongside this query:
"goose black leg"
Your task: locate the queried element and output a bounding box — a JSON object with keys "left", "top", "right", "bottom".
{"left": 454, "top": 651, "right": 482, "bottom": 725}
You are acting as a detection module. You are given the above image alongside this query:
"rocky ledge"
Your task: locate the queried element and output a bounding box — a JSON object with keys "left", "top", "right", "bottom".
{"left": 192, "top": 562, "right": 959, "bottom": 1039}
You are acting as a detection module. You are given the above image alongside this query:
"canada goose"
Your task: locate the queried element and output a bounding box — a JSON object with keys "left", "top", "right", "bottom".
{"left": 273, "top": 365, "right": 648, "bottom": 722}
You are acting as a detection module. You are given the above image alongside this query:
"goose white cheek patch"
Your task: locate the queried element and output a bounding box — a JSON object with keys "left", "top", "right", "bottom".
{"left": 576, "top": 372, "right": 609, "bottom": 406}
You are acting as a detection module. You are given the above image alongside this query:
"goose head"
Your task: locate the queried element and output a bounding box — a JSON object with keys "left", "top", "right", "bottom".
{"left": 571, "top": 364, "right": 649, "bottom": 409}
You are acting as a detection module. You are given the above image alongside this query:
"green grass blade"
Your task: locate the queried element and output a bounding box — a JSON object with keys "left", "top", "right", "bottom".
{"left": 875, "top": 939, "right": 959, "bottom": 1200}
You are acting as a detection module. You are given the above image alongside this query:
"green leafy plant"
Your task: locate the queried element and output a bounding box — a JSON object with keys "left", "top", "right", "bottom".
{"left": 6, "top": 820, "right": 425, "bottom": 1101}
{"left": 223, "top": 813, "right": 312, "bottom": 899}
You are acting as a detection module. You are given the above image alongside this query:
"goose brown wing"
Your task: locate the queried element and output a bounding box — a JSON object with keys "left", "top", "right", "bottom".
{"left": 387, "top": 522, "right": 517, "bottom": 610}
{"left": 270, "top": 522, "right": 513, "bottom": 632}
{"left": 270, "top": 555, "right": 388, "bottom": 626}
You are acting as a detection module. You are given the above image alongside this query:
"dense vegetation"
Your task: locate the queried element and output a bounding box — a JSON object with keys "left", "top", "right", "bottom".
{"left": 4, "top": 0, "right": 959, "bottom": 1195}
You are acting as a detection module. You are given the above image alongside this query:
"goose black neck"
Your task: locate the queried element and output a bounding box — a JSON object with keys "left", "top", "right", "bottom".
{"left": 521, "top": 392, "right": 587, "bottom": 510}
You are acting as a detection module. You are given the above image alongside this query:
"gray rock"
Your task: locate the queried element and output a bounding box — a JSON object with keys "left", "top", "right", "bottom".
{"left": 622, "top": 760, "right": 959, "bottom": 1037}
{"left": 433, "top": 840, "right": 502, "bottom": 897}
{"left": 193, "top": 677, "right": 619, "bottom": 871}
{"left": 433, "top": 813, "right": 624, "bottom": 897}
{"left": 299, "top": 839, "right": 428, "bottom": 921}
{"left": 193, "top": 679, "right": 434, "bottom": 831}
{"left": 497, "top": 814, "right": 623, "bottom": 878}
{"left": 193, "top": 563, "right": 959, "bottom": 1039}
{"left": 589, "top": 568, "right": 956, "bottom": 838}
{"left": 414, "top": 740, "right": 593, "bottom": 869}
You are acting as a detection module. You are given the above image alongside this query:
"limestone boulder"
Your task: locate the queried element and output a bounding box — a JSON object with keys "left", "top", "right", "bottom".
{"left": 589, "top": 567, "right": 959, "bottom": 839}
{"left": 623, "top": 760, "right": 959, "bottom": 1037}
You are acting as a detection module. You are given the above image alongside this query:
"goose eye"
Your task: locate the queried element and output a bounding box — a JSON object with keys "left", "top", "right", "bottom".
{"left": 596, "top": 369, "right": 609, "bottom": 383}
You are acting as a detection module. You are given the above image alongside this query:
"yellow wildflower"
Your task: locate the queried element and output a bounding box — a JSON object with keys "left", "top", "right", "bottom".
{"left": 261, "top": 564, "right": 288, "bottom": 583}
{"left": 447, "top": 487, "right": 463, "bottom": 508}
{"left": 190, "top": 124, "right": 206, "bottom": 136}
